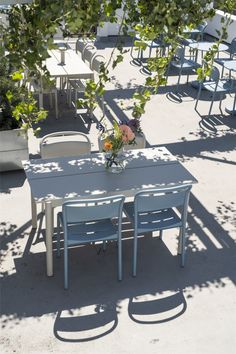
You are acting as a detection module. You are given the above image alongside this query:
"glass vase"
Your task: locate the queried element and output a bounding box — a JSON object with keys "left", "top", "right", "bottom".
{"left": 105, "top": 151, "right": 125, "bottom": 174}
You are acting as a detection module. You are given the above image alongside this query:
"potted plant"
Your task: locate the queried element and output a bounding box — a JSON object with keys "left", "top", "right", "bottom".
{"left": 0, "top": 50, "right": 46, "bottom": 172}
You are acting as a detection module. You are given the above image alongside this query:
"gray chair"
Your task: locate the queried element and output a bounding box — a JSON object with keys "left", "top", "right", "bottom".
{"left": 57, "top": 195, "right": 125, "bottom": 289}
{"left": 40, "top": 131, "right": 91, "bottom": 159}
{"left": 68, "top": 54, "right": 105, "bottom": 117}
{"left": 167, "top": 46, "right": 200, "bottom": 89}
{"left": 123, "top": 185, "right": 192, "bottom": 276}
{"left": 130, "top": 33, "right": 165, "bottom": 63}
{"left": 29, "top": 78, "right": 58, "bottom": 119}
{"left": 195, "top": 66, "right": 234, "bottom": 115}
{"left": 214, "top": 37, "right": 236, "bottom": 77}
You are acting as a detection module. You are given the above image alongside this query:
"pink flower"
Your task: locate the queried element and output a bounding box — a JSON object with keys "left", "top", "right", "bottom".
{"left": 119, "top": 124, "right": 135, "bottom": 143}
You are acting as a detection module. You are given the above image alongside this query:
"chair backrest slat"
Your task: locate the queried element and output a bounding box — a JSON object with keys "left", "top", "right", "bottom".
{"left": 135, "top": 185, "right": 192, "bottom": 213}
{"left": 91, "top": 55, "right": 105, "bottom": 73}
{"left": 63, "top": 196, "right": 125, "bottom": 223}
{"left": 40, "top": 131, "right": 91, "bottom": 159}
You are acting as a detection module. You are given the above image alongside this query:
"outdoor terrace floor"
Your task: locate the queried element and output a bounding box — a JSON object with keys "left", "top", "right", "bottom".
{"left": 0, "top": 38, "right": 236, "bottom": 354}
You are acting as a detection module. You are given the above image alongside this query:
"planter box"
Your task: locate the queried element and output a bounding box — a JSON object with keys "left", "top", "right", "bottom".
{"left": 205, "top": 10, "right": 236, "bottom": 44}
{"left": 0, "top": 128, "right": 29, "bottom": 172}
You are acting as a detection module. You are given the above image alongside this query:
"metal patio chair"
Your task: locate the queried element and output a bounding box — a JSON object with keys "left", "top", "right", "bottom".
{"left": 194, "top": 66, "right": 234, "bottom": 115}
{"left": 40, "top": 131, "right": 91, "bottom": 159}
{"left": 123, "top": 185, "right": 192, "bottom": 276}
{"left": 57, "top": 195, "right": 125, "bottom": 289}
{"left": 214, "top": 37, "right": 236, "bottom": 77}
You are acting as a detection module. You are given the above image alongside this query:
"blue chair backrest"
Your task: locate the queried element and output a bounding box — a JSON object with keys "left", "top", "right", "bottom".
{"left": 197, "top": 21, "right": 207, "bottom": 32}
{"left": 210, "top": 66, "right": 220, "bottom": 82}
{"left": 134, "top": 185, "right": 192, "bottom": 214}
{"left": 175, "top": 46, "right": 185, "bottom": 62}
{"left": 62, "top": 195, "right": 125, "bottom": 224}
{"left": 230, "top": 37, "right": 236, "bottom": 57}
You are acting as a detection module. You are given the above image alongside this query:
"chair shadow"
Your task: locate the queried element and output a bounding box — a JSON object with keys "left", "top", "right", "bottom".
{"left": 53, "top": 305, "right": 118, "bottom": 342}
{"left": 128, "top": 290, "right": 187, "bottom": 324}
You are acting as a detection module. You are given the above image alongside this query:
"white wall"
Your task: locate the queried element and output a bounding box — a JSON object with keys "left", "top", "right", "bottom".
{"left": 205, "top": 10, "right": 236, "bottom": 43}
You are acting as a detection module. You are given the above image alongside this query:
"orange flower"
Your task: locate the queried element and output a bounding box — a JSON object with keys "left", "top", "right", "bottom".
{"left": 104, "top": 140, "right": 113, "bottom": 151}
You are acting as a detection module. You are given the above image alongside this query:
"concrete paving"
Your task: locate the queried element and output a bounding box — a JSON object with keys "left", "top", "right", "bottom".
{"left": 0, "top": 38, "right": 236, "bottom": 354}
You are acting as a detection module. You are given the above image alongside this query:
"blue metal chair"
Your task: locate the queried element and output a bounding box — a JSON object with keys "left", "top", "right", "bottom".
{"left": 123, "top": 185, "right": 192, "bottom": 277}
{"left": 167, "top": 46, "right": 200, "bottom": 89}
{"left": 130, "top": 33, "right": 165, "bottom": 63}
{"left": 195, "top": 66, "right": 233, "bottom": 115}
{"left": 214, "top": 37, "right": 236, "bottom": 77}
{"left": 57, "top": 195, "right": 125, "bottom": 289}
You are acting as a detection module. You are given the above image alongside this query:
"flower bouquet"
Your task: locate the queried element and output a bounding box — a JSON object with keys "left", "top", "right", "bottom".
{"left": 100, "top": 121, "right": 136, "bottom": 173}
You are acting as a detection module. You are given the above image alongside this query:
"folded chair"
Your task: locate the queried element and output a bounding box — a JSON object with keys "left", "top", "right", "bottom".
{"left": 57, "top": 195, "right": 125, "bottom": 289}
{"left": 123, "top": 185, "right": 192, "bottom": 276}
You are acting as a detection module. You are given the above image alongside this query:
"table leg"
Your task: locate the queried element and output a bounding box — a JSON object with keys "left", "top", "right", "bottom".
{"left": 45, "top": 201, "right": 54, "bottom": 277}
{"left": 31, "top": 193, "right": 37, "bottom": 229}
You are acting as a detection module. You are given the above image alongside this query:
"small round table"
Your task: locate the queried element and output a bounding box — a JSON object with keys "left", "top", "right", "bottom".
{"left": 224, "top": 60, "right": 236, "bottom": 116}
{"left": 189, "top": 41, "right": 229, "bottom": 55}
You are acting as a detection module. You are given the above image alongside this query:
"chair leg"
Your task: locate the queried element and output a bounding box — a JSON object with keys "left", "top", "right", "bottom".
{"left": 55, "top": 91, "right": 58, "bottom": 119}
{"left": 56, "top": 215, "right": 61, "bottom": 258}
{"left": 118, "top": 237, "right": 122, "bottom": 281}
{"left": 49, "top": 93, "right": 53, "bottom": 108}
{"left": 132, "top": 232, "right": 138, "bottom": 277}
{"left": 180, "top": 226, "right": 186, "bottom": 267}
{"left": 208, "top": 90, "right": 216, "bottom": 116}
{"left": 64, "top": 242, "right": 69, "bottom": 290}
{"left": 159, "top": 229, "right": 163, "bottom": 240}
{"left": 75, "top": 89, "right": 78, "bottom": 115}
{"left": 177, "top": 227, "right": 182, "bottom": 255}
{"left": 102, "top": 241, "right": 107, "bottom": 251}
{"left": 194, "top": 84, "right": 202, "bottom": 111}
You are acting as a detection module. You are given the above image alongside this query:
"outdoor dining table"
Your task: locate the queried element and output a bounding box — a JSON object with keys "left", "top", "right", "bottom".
{"left": 45, "top": 48, "right": 94, "bottom": 82}
{"left": 189, "top": 41, "right": 229, "bottom": 60}
{"left": 22, "top": 147, "right": 198, "bottom": 277}
{"left": 223, "top": 60, "right": 236, "bottom": 115}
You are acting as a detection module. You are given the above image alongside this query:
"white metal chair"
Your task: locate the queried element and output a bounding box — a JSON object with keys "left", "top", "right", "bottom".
{"left": 29, "top": 78, "right": 58, "bottom": 119}
{"left": 123, "top": 185, "right": 192, "bottom": 276}
{"left": 83, "top": 45, "right": 97, "bottom": 68}
{"left": 195, "top": 66, "right": 234, "bottom": 115}
{"left": 57, "top": 195, "right": 125, "bottom": 289}
{"left": 76, "top": 39, "right": 94, "bottom": 60}
{"left": 40, "top": 131, "right": 91, "bottom": 159}
{"left": 68, "top": 54, "right": 105, "bottom": 117}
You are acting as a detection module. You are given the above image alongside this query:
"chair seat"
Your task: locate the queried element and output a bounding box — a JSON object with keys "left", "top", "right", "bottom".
{"left": 124, "top": 202, "right": 182, "bottom": 234}
{"left": 202, "top": 79, "right": 232, "bottom": 92}
{"left": 58, "top": 212, "right": 118, "bottom": 246}
{"left": 171, "top": 58, "right": 200, "bottom": 70}
{"left": 214, "top": 57, "right": 234, "bottom": 66}
{"left": 69, "top": 79, "right": 86, "bottom": 92}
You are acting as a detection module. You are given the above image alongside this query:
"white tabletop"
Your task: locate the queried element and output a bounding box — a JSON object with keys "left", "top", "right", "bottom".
{"left": 23, "top": 147, "right": 198, "bottom": 203}
{"left": 189, "top": 41, "right": 229, "bottom": 52}
{"left": 45, "top": 49, "right": 94, "bottom": 79}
